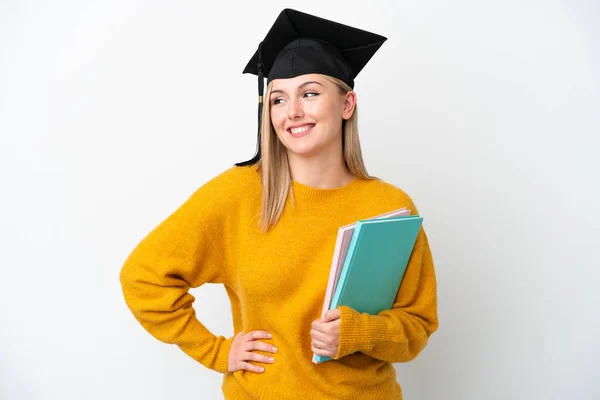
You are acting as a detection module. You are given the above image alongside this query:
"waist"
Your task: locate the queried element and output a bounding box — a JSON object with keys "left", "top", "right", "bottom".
{"left": 222, "top": 353, "right": 402, "bottom": 400}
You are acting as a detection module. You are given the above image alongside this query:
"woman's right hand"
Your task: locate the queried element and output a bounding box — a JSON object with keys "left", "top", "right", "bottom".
{"left": 228, "top": 330, "right": 277, "bottom": 373}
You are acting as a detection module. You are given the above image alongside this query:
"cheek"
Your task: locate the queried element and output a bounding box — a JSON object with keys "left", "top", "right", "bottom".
{"left": 306, "top": 100, "right": 338, "bottom": 124}
{"left": 270, "top": 108, "right": 286, "bottom": 131}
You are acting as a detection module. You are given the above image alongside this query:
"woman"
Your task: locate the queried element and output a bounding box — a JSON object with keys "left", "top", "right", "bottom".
{"left": 120, "top": 9, "right": 438, "bottom": 399}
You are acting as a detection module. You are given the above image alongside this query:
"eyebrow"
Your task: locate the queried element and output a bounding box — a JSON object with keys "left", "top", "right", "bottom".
{"left": 270, "top": 81, "right": 324, "bottom": 95}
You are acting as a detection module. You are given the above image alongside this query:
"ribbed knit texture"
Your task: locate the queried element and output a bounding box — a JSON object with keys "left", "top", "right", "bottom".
{"left": 120, "top": 165, "right": 438, "bottom": 399}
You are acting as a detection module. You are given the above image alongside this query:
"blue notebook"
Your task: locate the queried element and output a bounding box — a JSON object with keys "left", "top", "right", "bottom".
{"left": 314, "top": 215, "right": 423, "bottom": 363}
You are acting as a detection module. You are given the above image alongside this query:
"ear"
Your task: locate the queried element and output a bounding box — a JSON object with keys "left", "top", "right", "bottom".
{"left": 342, "top": 91, "right": 357, "bottom": 120}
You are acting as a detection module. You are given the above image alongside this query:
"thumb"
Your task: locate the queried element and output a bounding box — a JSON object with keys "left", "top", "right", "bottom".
{"left": 323, "top": 309, "right": 341, "bottom": 322}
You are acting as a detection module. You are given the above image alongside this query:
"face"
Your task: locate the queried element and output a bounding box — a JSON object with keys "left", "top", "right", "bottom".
{"left": 269, "top": 74, "right": 355, "bottom": 160}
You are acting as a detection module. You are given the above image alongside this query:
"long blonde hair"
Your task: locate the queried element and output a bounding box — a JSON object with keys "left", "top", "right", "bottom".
{"left": 255, "top": 74, "right": 373, "bottom": 232}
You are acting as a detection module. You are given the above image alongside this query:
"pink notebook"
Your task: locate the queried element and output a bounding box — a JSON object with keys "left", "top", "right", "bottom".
{"left": 312, "top": 207, "right": 411, "bottom": 363}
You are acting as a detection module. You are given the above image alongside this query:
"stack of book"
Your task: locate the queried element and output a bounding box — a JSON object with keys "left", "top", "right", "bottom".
{"left": 313, "top": 208, "right": 423, "bottom": 363}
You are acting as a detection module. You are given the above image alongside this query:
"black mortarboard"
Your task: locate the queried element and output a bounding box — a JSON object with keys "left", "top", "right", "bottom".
{"left": 235, "top": 8, "right": 387, "bottom": 167}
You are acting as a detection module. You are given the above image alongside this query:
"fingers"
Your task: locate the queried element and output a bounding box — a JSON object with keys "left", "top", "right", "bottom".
{"left": 244, "top": 339, "right": 278, "bottom": 354}
{"left": 310, "top": 326, "right": 339, "bottom": 357}
{"left": 234, "top": 349, "right": 274, "bottom": 374}
{"left": 239, "top": 361, "right": 265, "bottom": 374}
{"left": 229, "top": 330, "right": 276, "bottom": 374}
{"left": 312, "top": 319, "right": 335, "bottom": 332}
{"left": 311, "top": 343, "right": 335, "bottom": 357}
{"left": 310, "top": 328, "right": 329, "bottom": 344}
{"left": 311, "top": 337, "right": 329, "bottom": 350}
{"left": 244, "top": 330, "right": 272, "bottom": 341}
{"left": 244, "top": 351, "right": 275, "bottom": 364}
{"left": 311, "top": 316, "right": 337, "bottom": 329}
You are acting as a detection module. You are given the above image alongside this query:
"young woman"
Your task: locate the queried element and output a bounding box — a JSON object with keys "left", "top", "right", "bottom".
{"left": 120, "top": 9, "right": 438, "bottom": 399}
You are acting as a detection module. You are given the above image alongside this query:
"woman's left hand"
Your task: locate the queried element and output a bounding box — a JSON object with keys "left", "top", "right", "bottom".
{"left": 310, "top": 309, "right": 341, "bottom": 358}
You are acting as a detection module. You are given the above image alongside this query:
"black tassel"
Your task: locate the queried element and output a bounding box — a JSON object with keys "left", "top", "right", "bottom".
{"left": 235, "top": 43, "right": 264, "bottom": 167}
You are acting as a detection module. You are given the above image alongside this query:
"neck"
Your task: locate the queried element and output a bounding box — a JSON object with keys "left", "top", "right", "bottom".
{"left": 287, "top": 150, "right": 354, "bottom": 189}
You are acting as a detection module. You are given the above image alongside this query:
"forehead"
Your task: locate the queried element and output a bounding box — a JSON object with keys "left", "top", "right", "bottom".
{"left": 271, "top": 74, "right": 327, "bottom": 91}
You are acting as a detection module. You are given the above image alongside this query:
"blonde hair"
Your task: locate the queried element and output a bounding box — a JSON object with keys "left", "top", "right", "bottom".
{"left": 256, "top": 74, "right": 373, "bottom": 232}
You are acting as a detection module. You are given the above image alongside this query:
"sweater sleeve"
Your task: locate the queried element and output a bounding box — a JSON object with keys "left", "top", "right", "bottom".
{"left": 119, "top": 177, "right": 234, "bottom": 373}
{"left": 333, "top": 202, "right": 438, "bottom": 363}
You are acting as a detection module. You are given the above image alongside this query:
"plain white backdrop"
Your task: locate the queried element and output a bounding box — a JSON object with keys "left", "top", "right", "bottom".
{"left": 1, "top": 1, "right": 599, "bottom": 399}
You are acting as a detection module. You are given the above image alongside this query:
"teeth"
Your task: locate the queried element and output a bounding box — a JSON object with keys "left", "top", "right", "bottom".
{"left": 290, "top": 125, "right": 312, "bottom": 134}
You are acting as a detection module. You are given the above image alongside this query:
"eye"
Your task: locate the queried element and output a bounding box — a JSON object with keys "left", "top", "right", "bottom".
{"left": 271, "top": 98, "right": 285, "bottom": 105}
{"left": 304, "top": 91, "right": 319, "bottom": 98}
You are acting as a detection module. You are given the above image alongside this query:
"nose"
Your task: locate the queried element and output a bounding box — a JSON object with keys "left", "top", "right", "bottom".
{"left": 287, "top": 97, "right": 304, "bottom": 120}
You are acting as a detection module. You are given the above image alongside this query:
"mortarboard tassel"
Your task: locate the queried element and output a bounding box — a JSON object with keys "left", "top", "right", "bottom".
{"left": 235, "top": 43, "right": 264, "bottom": 167}
{"left": 257, "top": 41, "right": 264, "bottom": 127}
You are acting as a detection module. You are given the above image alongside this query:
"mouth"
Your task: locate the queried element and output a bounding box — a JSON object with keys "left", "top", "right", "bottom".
{"left": 287, "top": 123, "right": 315, "bottom": 137}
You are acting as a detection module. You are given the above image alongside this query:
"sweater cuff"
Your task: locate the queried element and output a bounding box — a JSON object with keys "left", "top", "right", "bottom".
{"left": 178, "top": 323, "right": 234, "bottom": 374}
{"left": 334, "top": 305, "right": 371, "bottom": 359}
{"left": 211, "top": 335, "right": 234, "bottom": 373}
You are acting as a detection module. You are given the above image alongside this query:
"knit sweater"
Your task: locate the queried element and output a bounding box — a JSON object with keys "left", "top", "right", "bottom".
{"left": 120, "top": 165, "right": 438, "bottom": 400}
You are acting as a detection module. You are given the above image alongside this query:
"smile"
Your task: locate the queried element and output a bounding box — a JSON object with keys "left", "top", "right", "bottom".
{"left": 287, "top": 124, "right": 315, "bottom": 137}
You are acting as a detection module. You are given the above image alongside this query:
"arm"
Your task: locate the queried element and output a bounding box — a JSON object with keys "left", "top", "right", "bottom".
{"left": 334, "top": 221, "right": 438, "bottom": 363}
{"left": 119, "top": 184, "right": 232, "bottom": 373}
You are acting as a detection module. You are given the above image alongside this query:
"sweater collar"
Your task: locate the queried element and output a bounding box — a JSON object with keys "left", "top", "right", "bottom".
{"left": 290, "top": 177, "right": 365, "bottom": 202}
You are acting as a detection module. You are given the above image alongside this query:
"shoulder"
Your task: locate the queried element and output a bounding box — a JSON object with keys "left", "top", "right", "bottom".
{"left": 188, "top": 164, "right": 261, "bottom": 207}
{"left": 199, "top": 164, "right": 260, "bottom": 192}
{"left": 363, "top": 176, "right": 420, "bottom": 214}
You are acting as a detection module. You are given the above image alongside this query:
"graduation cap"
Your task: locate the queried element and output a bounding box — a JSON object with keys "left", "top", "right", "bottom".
{"left": 236, "top": 8, "right": 387, "bottom": 166}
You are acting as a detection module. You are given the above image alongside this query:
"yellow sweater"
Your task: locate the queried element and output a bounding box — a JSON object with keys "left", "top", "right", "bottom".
{"left": 120, "top": 165, "right": 438, "bottom": 399}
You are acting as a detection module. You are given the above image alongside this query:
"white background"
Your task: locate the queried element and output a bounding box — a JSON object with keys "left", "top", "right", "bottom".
{"left": 1, "top": 1, "right": 599, "bottom": 399}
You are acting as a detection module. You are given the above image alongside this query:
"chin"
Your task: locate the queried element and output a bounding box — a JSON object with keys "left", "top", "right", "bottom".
{"left": 286, "top": 146, "right": 322, "bottom": 158}
{"left": 278, "top": 138, "right": 314, "bottom": 156}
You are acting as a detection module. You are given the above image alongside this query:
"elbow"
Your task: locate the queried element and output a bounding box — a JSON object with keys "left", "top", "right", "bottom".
{"left": 393, "top": 316, "right": 438, "bottom": 363}
{"left": 118, "top": 255, "right": 144, "bottom": 312}
{"left": 119, "top": 260, "right": 132, "bottom": 297}
{"left": 391, "top": 337, "right": 429, "bottom": 363}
